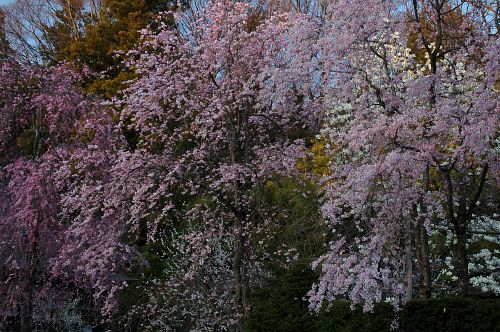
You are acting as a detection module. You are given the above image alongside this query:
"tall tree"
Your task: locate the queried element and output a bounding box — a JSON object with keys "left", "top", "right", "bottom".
{"left": 308, "top": 0, "right": 499, "bottom": 312}
{"left": 0, "top": 62, "right": 85, "bottom": 331}
{"left": 68, "top": 1, "right": 322, "bottom": 328}
{"left": 43, "top": 0, "right": 177, "bottom": 97}
{"left": 0, "top": 61, "right": 136, "bottom": 331}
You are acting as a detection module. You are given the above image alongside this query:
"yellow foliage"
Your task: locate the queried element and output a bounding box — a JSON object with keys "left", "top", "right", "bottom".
{"left": 297, "top": 137, "right": 333, "bottom": 177}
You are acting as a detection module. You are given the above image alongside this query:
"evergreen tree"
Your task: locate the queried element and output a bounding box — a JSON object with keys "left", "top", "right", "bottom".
{"left": 44, "top": 0, "right": 177, "bottom": 98}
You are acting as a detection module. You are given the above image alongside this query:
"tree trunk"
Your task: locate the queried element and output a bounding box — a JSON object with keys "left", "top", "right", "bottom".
{"left": 230, "top": 118, "right": 248, "bottom": 331}
{"left": 416, "top": 163, "right": 432, "bottom": 298}
{"left": 404, "top": 219, "right": 413, "bottom": 302}
{"left": 417, "top": 222, "right": 432, "bottom": 298}
{"left": 233, "top": 219, "right": 245, "bottom": 331}
{"left": 21, "top": 218, "right": 40, "bottom": 332}
{"left": 20, "top": 290, "right": 32, "bottom": 332}
{"left": 454, "top": 220, "right": 469, "bottom": 294}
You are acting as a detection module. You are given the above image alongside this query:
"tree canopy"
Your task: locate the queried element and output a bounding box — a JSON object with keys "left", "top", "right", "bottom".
{"left": 0, "top": 0, "right": 498, "bottom": 330}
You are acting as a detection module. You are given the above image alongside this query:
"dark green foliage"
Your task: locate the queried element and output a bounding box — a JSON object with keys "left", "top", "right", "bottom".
{"left": 251, "top": 177, "right": 328, "bottom": 271}
{"left": 244, "top": 263, "right": 319, "bottom": 332}
{"left": 316, "top": 301, "right": 394, "bottom": 332}
{"left": 399, "top": 296, "right": 500, "bottom": 332}
{"left": 16, "top": 128, "right": 38, "bottom": 156}
{"left": 245, "top": 262, "right": 394, "bottom": 332}
{"left": 248, "top": 282, "right": 500, "bottom": 332}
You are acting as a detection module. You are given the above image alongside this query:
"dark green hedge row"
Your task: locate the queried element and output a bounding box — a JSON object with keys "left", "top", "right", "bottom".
{"left": 245, "top": 265, "right": 500, "bottom": 332}
{"left": 399, "top": 296, "right": 500, "bottom": 332}
{"left": 244, "top": 264, "right": 394, "bottom": 332}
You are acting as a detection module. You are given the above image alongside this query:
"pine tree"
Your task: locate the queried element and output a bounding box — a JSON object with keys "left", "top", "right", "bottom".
{"left": 43, "top": 0, "right": 177, "bottom": 98}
